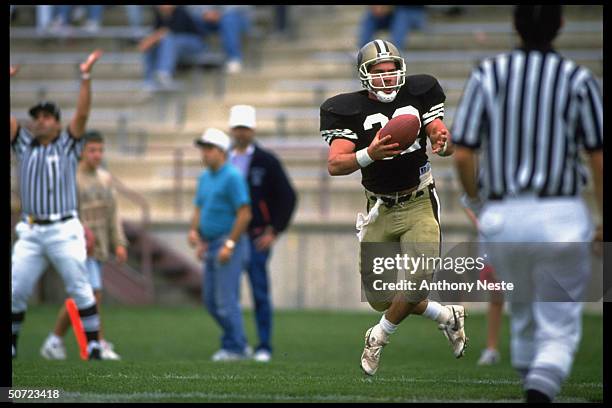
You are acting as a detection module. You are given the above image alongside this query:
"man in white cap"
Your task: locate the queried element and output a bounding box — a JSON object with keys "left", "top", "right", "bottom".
{"left": 228, "top": 105, "right": 297, "bottom": 363}
{"left": 188, "top": 128, "right": 253, "bottom": 361}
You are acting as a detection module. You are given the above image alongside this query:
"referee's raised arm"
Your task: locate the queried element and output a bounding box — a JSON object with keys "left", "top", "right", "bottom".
{"left": 10, "top": 65, "right": 19, "bottom": 142}
{"left": 69, "top": 49, "right": 104, "bottom": 139}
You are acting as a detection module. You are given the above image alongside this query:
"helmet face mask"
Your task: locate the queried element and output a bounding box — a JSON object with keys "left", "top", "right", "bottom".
{"left": 357, "top": 40, "right": 406, "bottom": 103}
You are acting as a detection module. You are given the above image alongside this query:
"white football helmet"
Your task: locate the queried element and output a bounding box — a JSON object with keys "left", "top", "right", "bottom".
{"left": 357, "top": 39, "right": 406, "bottom": 103}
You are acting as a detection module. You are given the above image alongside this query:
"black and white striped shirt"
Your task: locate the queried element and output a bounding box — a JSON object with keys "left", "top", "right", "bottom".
{"left": 11, "top": 126, "right": 84, "bottom": 220}
{"left": 452, "top": 48, "right": 603, "bottom": 199}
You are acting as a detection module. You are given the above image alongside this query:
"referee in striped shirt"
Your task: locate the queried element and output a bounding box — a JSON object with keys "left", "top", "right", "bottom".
{"left": 10, "top": 50, "right": 106, "bottom": 360}
{"left": 452, "top": 6, "right": 603, "bottom": 403}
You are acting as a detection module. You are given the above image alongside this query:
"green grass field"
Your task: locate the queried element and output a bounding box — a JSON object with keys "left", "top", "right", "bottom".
{"left": 11, "top": 305, "right": 603, "bottom": 403}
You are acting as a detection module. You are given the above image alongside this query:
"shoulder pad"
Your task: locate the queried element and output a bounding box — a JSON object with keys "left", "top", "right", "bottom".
{"left": 320, "top": 92, "right": 366, "bottom": 116}
{"left": 405, "top": 74, "right": 439, "bottom": 96}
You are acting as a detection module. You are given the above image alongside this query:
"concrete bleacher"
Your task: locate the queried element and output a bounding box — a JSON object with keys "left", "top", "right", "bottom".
{"left": 10, "top": 5, "right": 603, "bottom": 228}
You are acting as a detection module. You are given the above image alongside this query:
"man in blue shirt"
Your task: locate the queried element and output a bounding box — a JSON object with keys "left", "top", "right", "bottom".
{"left": 188, "top": 128, "right": 252, "bottom": 361}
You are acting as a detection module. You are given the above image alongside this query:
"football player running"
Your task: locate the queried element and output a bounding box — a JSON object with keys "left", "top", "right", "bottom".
{"left": 320, "top": 39, "right": 467, "bottom": 375}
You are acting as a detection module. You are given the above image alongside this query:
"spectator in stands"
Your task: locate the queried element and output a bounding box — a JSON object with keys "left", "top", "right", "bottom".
{"left": 267, "top": 6, "right": 293, "bottom": 40}
{"left": 35, "top": 6, "right": 54, "bottom": 33}
{"left": 189, "top": 128, "right": 253, "bottom": 362}
{"left": 125, "top": 5, "right": 144, "bottom": 33}
{"left": 274, "top": 6, "right": 288, "bottom": 35}
{"left": 442, "top": 6, "right": 465, "bottom": 17}
{"left": 358, "top": 5, "right": 426, "bottom": 53}
{"left": 228, "top": 105, "right": 297, "bottom": 362}
{"left": 138, "top": 5, "right": 207, "bottom": 91}
{"left": 188, "top": 6, "right": 252, "bottom": 74}
{"left": 40, "top": 130, "right": 128, "bottom": 361}
{"left": 52, "top": 5, "right": 105, "bottom": 33}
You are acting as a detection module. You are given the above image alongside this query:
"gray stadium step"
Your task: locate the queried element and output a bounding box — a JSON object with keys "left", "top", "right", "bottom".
{"left": 298, "top": 19, "right": 603, "bottom": 42}
{"left": 296, "top": 5, "right": 602, "bottom": 29}
{"left": 10, "top": 51, "right": 142, "bottom": 64}
{"left": 10, "top": 5, "right": 154, "bottom": 27}
{"left": 311, "top": 48, "right": 603, "bottom": 65}
{"left": 10, "top": 26, "right": 150, "bottom": 40}
{"left": 10, "top": 79, "right": 148, "bottom": 93}
{"left": 261, "top": 31, "right": 602, "bottom": 54}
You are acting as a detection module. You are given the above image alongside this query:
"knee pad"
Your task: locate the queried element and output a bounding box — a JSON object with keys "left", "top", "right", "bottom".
{"left": 66, "top": 280, "right": 96, "bottom": 310}
{"left": 368, "top": 300, "right": 391, "bottom": 312}
{"left": 12, "top": 289, "right": 30, "bottom": 313}
{"left": 403, "top": 288, "right": 429, "bottom": 304}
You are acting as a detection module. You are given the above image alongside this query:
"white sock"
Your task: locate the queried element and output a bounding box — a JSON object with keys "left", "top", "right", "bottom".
{"left": 49, "top": 333, "right": 63, "bottom": 344}
{"left": 87, "top": 340, "right": 101, "bottom": 351}
{"left": 379, "top": 314, "right": 398, "bottom": 335}
{"left": 422, "top": 301, "right": 451, "bottom": 325}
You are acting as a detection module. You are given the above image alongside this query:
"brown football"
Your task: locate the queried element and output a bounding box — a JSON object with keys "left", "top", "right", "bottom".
{"left": 379, "top": 114, "right": 421, "bottom": 150}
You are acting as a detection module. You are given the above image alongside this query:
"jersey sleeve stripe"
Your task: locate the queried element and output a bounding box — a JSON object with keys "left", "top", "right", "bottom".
{"left": 422, "top": 108, "right": 444, "bottom": 119}
{"left": 321, "top": 129, "right": 358, "bottom": 145}
{"left": 422, "top": 113, "right": 444, "bottom": 126}
{"left": 428, "top": 103, "right": 444, "bottom": 111}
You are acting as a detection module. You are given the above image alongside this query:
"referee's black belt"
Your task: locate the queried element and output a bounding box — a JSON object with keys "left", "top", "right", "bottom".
{"left": 26, "top": 215, "right": 75, "bottom": 225}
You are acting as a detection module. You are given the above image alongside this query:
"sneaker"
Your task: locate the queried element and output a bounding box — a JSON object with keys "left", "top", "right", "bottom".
{"left": 253, "top": 349, "right": 272, "bottom": 363}
{"left": 87, "top": 340, "right": 102, "bottom": 360}
{"left": 40, "top": 334, "right": 67, "bottom": 360}
{"left": 142, "top": 80, "right": 161, "bottom": 93}
{"left": 155, "top": 71, "right": 179, "bottom": 90}
{"left": 72, "top": 6, "right": 86, "bottom": 23}
{"left": 47, "top": 16, "right": 73, "bottom": 35}
{"left": 48, "top": 21, "right": 70, "bottom": 35}
{"left": 360, "top": 324, "right": 389, "bottom": 376}
{"left": 100, "top": 340, "right": 121, "bottom": 361}
{"left": 438, "top": 305, "right": 468, "bottom": 358}
{"left": 83, "top": 20, "right": 100, "bottom": 33}
{"left": 477, "top": 348, "right": 500, "bottom": 366}
{"left": 211, "top": 349, "right": 248, "bottom": 362}
{"left": 226, "top": 59, "right": 243, "bottom": 74}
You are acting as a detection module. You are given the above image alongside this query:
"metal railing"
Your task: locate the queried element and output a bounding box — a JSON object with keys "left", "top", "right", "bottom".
{"left": 109, "top": 173, "right": 155, "bottom": 302}
{"left": 146, "top": 142, "right": 333, "bottom": 220}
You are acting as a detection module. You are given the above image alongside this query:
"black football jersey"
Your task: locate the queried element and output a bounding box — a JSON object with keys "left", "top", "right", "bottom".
{"left": 320, "top": 74, "right": 446, "bottom": 194}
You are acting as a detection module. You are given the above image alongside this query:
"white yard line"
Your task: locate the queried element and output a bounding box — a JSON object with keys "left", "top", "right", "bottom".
{"left": 15, "top": 372, "right": 602, "bottom": 389}
{"left": 55, "top": 391, "right": 593, "bottom": 403}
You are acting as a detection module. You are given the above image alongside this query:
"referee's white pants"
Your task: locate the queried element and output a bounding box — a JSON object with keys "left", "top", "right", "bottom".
{"left": 478, "top": 196, "right": 593, "bottom": 390}
{"left": 12, "top": 218, "right": 96, "bottom": 313}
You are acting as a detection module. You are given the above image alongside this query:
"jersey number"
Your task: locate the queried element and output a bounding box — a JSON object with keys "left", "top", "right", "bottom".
{"left": 363, "top": 106, "right": 422, "bottom": 158}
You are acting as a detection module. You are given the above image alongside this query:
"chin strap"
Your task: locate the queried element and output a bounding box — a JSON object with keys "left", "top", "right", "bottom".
{"left": 375, "top": 90, "right": 398, "bottom": 103}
